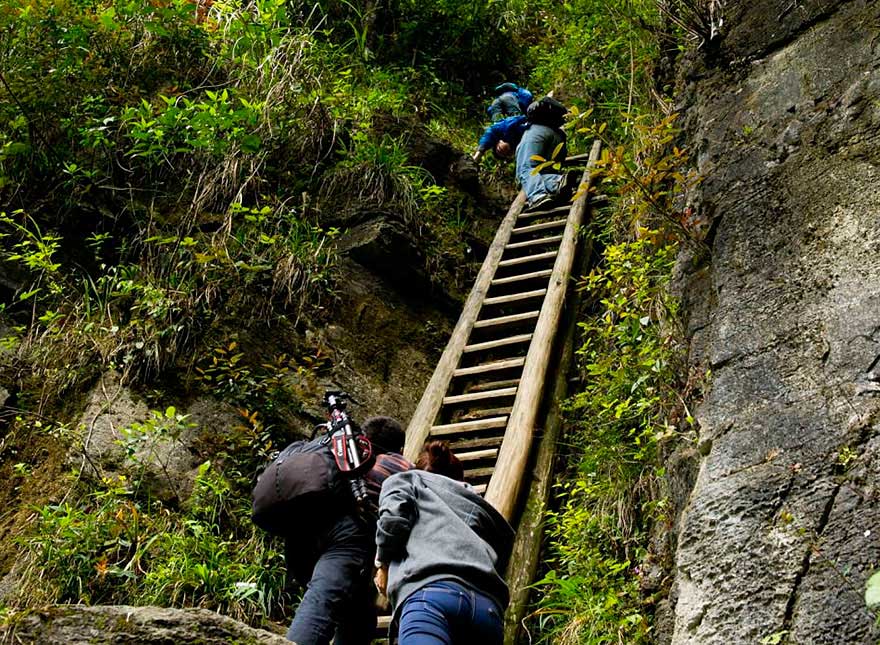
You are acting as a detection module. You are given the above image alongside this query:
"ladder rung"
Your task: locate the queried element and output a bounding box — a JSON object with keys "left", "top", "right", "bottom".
{"left": 460, "top": 406, "right": 513, "bottom": 420}
{"left": 468, "top": 378, "right": 520, "bottom": 393}
{"left": 449, "top": 435, "right": 505, "bottom": 450}
{"left": 431, "top": 416, "right": 508, "bottom": 436}
{"left": 464, "top": 333, "right": 532, "bottom": 352}
{"left": 464, "top": 466, "right": 495, "bottom": 478}
{"left": 377, "top": 615, "right": 392, "bottom": 630}
{"left": 491, "top": 270, "right": 553, "bottom": 286}
{"left": 443, "top": 387, "right": 517, "bottom": 405}
{"left": 506, "top": 235, "right": 564, "bottom": 250}
{"left": 472, "top": 483, "right": 487, "bottom": 494}
{"left": 454, "top": 357, "right": 525, "bottom": 377}
{"left": 473, "top": 311, "right": 539, "bottom": 329}
{"left": 456, "top": 448, "right": 499, "bottom": 462}
{"left": 499, "top": 251, "right": 557, "bottom": 268}
{"left": 484, "top": 289, "right": 546, "bottom": 306}
{"left": 562, "top": 153, "right": 590, "bottom": 164}
{"left": 512, "top": 218, "right": 567, "bottom": 235}
{"left": 517, "top": 205, "right": 570, "bottom": 219}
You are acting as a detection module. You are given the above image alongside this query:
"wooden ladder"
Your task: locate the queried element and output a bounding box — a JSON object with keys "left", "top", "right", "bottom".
{"left": 403, "top": 140, "right": 602, "bottom": 520}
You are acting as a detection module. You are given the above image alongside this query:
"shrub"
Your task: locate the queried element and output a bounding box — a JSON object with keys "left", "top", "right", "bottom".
{"left": 14, "top": 462, "right": 288, "bottom": 624}
{"left": 531, "top": 231, "right": 679, "bottom": 645}
{"left": 528, "top": 107, "right": 694, "bottom": 643}
{"left": 321, "top": 132, "right": 430, "bottom": 223}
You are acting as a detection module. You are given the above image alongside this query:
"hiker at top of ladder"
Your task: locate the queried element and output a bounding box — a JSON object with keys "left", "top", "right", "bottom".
{"left": 486, "top": 82, "right": 534, "bottom": 121}
{"left": 374, "top": 441, "right": 514, "bottom": 644}
{"left": 472, "top": 95, "right": 575, "bottom": 210}
{"left": 251, "top": 395, "right": 413, "bottom": 645}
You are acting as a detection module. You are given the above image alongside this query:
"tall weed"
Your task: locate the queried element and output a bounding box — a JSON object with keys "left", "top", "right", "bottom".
{"left": 529, "top": 108, "right": 694, "bottom": 642}
{"left": 531, "top": 231, "right": 679, "bottom": 644}
{"left": 13, "top": 463, "right": 288, "bottom": 624}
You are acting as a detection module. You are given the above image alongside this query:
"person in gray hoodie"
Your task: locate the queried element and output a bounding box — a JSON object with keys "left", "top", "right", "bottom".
{"left": 374, "top": 441, "right": 514, "bottom": 644}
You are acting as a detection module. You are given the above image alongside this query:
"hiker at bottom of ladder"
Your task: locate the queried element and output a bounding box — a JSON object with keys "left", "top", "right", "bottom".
{"left": 251, "top": 393, "right": 412, "bottom": 645}
{"left": 472, "top": 94, "right": 578, "bottom": 210}
{"left": 374, "top": 440, "right": 515, "bottom": 644}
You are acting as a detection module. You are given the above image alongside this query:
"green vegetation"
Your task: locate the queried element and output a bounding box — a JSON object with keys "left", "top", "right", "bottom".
{"left": 866, "top": 571, "right": 880, "bottom": 622}
{"left": 18, "top": 460, "right": 287, "bottom": 622}
{"left": 528, "top": 0, "right": 662, "bottom": 131}
{"left": 524, "top": 111, "right": 694, "bottom": 642}
{"left": 0, "top": 0, "right": 533, "bottom": 629}
{"left": 0, "top": 0, "right": 703, "bottom": 639}
{"left": 517, "top": 2, "right": 702, "bottom": 641}
{"left": 532, "top": 232, "right": 679, "bottom": 643}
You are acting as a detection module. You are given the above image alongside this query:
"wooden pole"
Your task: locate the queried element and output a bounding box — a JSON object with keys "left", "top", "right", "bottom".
{"left": 502, "top": 194, "right": 596, "bottom": 645}
{"left": 404, "top": 190, "right": 528, "bottom": 462}
{"left": 485, "top": 140, "right": 602, "bottom": 520}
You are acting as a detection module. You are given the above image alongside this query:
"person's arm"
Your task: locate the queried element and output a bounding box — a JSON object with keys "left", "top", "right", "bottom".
{"left": 375, "top": 474, "right": 417, "bottom": 566}
{"left": 475, "top": 120, "right": 507, "bottom": 161}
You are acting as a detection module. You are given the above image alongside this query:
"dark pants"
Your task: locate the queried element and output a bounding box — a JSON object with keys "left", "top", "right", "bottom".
{"left": 286, "top": 513, "right": 376, "bottom": 645}
{"left": 398, "top": 580, "right": 503, "bottom": 645}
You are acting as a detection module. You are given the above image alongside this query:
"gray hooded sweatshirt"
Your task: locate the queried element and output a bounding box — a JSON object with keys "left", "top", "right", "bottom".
{"left": 375, "top": 470, "right": 515, "bottom": 619}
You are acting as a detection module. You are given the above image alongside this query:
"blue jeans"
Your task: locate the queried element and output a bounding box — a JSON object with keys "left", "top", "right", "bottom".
{"left": 286, "top": 513, "right": 375, "bottom": 645}
{"left": 398, "top": 580, "right": 503, "bottom": 645}
{"left": 489, "top": 93, "right": 523, "bottom": 121}
{"left": 515, "top": 123, "right": 566, "bottom": 204}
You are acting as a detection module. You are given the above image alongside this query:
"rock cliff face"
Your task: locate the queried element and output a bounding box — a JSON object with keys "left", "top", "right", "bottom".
{"left": 669, "top": 0, "right": 880, "bottom": 643}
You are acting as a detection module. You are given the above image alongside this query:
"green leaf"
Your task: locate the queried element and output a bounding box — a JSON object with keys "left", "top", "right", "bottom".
{"left": 1, "top": 142, "right": 30, "bottom": 157}
{"left": 760, "top": 631, "right": 788, "bottom": 645}
{"left": 241, "top": 134, "right": 261, "bottom": 153}
{"left": 99, "top": 7, "right": 118, "bottom": 29}
{"left": 866, "top": 570, "right": 880, "bottom": 608}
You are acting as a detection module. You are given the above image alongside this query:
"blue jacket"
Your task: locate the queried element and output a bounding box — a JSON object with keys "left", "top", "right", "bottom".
{"left": 477, "top": 115, "right": 529, "bottom": 152}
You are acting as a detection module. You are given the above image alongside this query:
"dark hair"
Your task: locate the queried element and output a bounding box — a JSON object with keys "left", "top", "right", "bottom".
{"left": 416, "top": 440, "right": 464, "bottom": 482}
{"left": 362, "top": 416, "right": 405, "bottom": 454}
{"left": 493, "top": 140, "right": 514, "bottom": 160}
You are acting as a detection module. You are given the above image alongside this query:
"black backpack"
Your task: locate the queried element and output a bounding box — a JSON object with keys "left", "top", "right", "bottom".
{"left": 251, "top": 437, "right": 349, "bottom": 535}
{"left": 527, "top": 96, "right": 568, "bottom": 129}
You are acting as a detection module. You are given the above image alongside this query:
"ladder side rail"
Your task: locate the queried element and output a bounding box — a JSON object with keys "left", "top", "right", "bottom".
{"left": 484, "top": 140, "right": 602, "bottom": 520}
{"left": 404, "top": 190, "right": 528, "bottom": 462}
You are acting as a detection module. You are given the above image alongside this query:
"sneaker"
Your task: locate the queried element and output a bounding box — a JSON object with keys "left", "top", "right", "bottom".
{"left": 526, "top": 193, "right": 554, "bottom": 211}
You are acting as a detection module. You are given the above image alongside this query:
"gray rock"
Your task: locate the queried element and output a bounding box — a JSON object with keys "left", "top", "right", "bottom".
{"left": 0, "top": 559, "right": 24, "bottom": 604}
{"left": 667, "top": 1, "right": 880, "bottom": 643}
{"left": 73, "top": 371, "right": 149, "bottom": 473}
{"left": 0, "top": 604, "right": 288, "bottom": 644}
{"left": 336, "top": 216, "right": 428, "bottom": 292}
{"left": 691, "top": 0, "right": 849, "bottom": 63}
{"left": 72, "top": 373, "right": 198, "bottom": 503}
{"left": 184, "top": 398, "right": 241, "bottom": 441}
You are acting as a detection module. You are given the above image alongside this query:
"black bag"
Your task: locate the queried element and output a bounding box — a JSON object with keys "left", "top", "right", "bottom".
{"left": 527, "top": 96, "right": 568, "bottom": 129}
{"left": 252, "top": 438, "right": 346, "bottom": 535}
